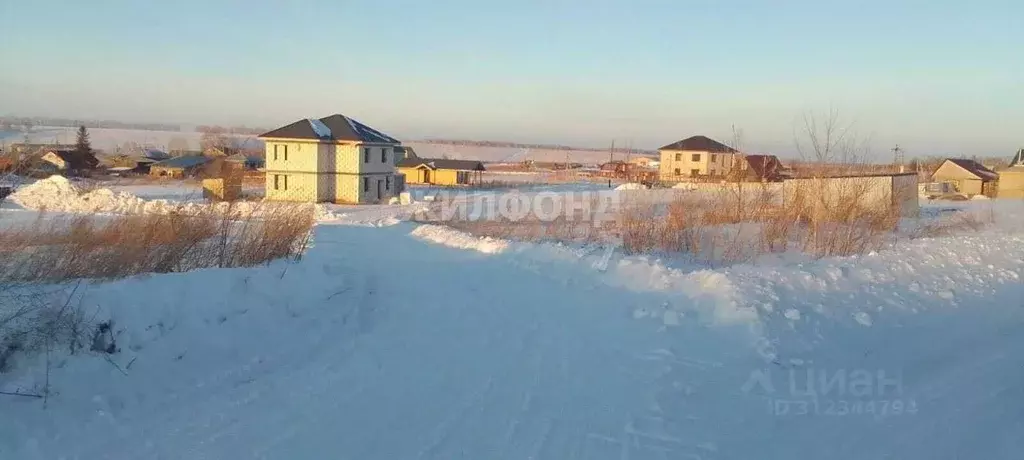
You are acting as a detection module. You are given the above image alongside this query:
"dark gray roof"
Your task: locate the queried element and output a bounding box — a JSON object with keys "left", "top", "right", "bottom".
{"left": 397, "top": 158, "right": 486, "bottom": 171}
{"left": 144, "top": 149, "right": 171, "bottom": 161}
{"left": 946, "top": 158, "right": 998, "bottom": 181}
{"left": 151, "top": 155, "right": 212, "bottom": 169}
{"left": 1009, "top": 148, "right": 1024, "bottom": 168}
{"left": 258, "top": 114, "right": 399, "bottom": 144}
{"left": 659, "top": 135, "right": 737, "bottom": 153}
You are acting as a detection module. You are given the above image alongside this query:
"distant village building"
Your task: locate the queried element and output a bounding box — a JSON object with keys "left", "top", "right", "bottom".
{"left": 40, "top": 148, "right": 99, "bottom": 176}
{"left": 627, "top": 156, "right": 658, "bottom": 169}
{"left": 598, "top": 160, "right": 633, "bottom": 176}
{"left": 658, "top": 135, "right": 739, "bottom": 181}
{"left": 997, "top": 148, "right": 1024, "bottom": 199}
{"left": 930, "top": 158, "right": 999, "bottom": 197}
{"left": 397, "top": 158, "right": 485, "bottom": 186}
{"left": 258, "top": 114, "right": 404, "bottom": 204}
{"left": 735, "top": 154, "right": 788, "bottom": 182}
{"left": 149, "top": 155, "right": 212, "bottom": 179}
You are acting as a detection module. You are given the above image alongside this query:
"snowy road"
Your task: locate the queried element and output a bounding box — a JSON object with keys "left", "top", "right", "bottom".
{"left": 3, "top": 222, "right": 1024, "bottom": 459}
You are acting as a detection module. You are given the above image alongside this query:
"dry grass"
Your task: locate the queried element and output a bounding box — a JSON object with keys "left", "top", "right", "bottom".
{"left": 0, "top": 204, "right": 314, "bottom": 283}
{"left": 416, "top": 178, "right": 909, "bottom": 265}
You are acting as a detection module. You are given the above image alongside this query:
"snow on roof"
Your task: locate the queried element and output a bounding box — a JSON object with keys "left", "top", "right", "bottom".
{"left": 308, "top": 118, "right": 332, "bottom": 139}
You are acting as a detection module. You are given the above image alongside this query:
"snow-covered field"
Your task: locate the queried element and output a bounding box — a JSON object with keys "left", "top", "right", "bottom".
{"left": 2, "top": 177, "right": 1024, "bottom": 459}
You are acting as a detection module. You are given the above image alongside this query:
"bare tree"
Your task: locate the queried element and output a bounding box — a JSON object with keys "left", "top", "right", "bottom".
{"left": 167, "top": 136, "right": 190, "bottom": 156}
{"left": 199, "top": 126, "right": 229, "bottom": 153}
{"left": 794, "top": 106, "right": 870, "bottom": 167}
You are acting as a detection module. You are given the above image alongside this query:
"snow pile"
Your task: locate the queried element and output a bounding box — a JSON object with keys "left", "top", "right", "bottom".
{"left": 11, "top": 176, "right": 165, "bottom": 214}
{"left": 9, "top": 175, "right": 338, "bottom": 220}
{"left": 614, "top": 182, "right": 646, "bottom": 190}
{"left": 410, "top": 224, "right": 509, "bottom": 253}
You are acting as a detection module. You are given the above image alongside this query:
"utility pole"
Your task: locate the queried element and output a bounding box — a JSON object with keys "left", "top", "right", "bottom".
{"left": 892, "top": 144, "right": 904, "bottom": 167}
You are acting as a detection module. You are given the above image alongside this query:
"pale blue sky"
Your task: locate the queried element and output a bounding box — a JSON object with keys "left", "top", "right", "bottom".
{"left": 1, "top": 0, "right": 1021, "bottom": 157}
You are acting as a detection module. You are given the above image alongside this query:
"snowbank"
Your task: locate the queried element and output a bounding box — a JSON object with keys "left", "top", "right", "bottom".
{"left": 614, "top": 182, "right": 646, "bottom": 190}
{"left": 410, "top": 224, "right": 509, "bottom": 254}
{"left": 8, "top": 175, "right": 340, "bottom": 220}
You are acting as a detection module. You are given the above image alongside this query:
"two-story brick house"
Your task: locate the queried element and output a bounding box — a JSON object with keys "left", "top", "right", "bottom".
{"left": 258, "top": 114, "right": 403, "bottom": 203}
{"left": 658, "top": 135, "right": 739, "bottom": 181}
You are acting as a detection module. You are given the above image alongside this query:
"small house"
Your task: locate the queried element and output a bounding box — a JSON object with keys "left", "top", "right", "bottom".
{"left": 40, "top": 148, "right": 100, "bottom": 176}
{"left": 997, "top": 149, "right": 1024, "bottom": 198}
{"left": 149, "top": 155, "right": 213, "bottom": 179}
{"left": 225, "top": 153, "right": 265, "bottom": 170}
{"left": 931, "top": 158, "right": 998, "bottom": 197}
{"left": 736, "top": 154, "right": 787, "bottom": 182}
{"left": 397, "top": 158, "right": 485, "bottom": 186}
{"left": 627, "top": 156, "right": 659, "bottom": 169}
{"left": 598, "top": 161, "right": 631, "bottom": 176}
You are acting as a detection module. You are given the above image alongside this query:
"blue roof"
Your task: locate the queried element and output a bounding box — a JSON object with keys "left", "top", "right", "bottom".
{"left": 151, "top": 155, "right": 211, "bottom": 169}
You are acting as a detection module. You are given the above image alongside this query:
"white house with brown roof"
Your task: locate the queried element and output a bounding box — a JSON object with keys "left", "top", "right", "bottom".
{"left": 258, "top": 114, "right": 404, "bottom": 204}
{"left": 658, "top": 135, "right": 739, "bottom": 181}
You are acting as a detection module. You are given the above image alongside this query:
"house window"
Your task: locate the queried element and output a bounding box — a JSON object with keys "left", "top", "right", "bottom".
{"left": 362, "top": 177, "right": 369, "bottom": 192}
{"left": 692, "top": 154, "right": 701, "bottom": 162}
{"left": 675, "top": 153, "right": 681, "bottom": 161}
{"left": 273, "top": 174, "right": 288, "bottom": 190}
{"left": 363, "top": 147, "right": 370, "bottom": 163}
{"left": 690, "top": 169, "right": 699, "bottom": 177}
{"left": 674, "top": 168, "right": 681, "bottom": 175}
{"left": 385, "top": 175, "right": 391, "bottom": 190}
{"left": 273, "top": 145, "right": 289, "bottom": 161}
{"left": 711, "top": 154, "right": 717, "bottom": 162}
{"left": 381, "top": 148, "right": 388, "bottom": 163}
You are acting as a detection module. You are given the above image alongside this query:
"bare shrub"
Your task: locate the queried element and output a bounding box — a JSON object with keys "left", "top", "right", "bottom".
{"left": 0, "top": 204, "right": 315, "bottom": 376}
{"left": 0, "top": 204, "right": 315, "bottom": 282}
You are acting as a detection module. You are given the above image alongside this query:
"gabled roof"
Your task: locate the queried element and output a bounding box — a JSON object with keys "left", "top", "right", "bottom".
{"left": 151, "top": 155, "right": 212, "bottom": 169}
{"left": 258, "top": 114, "right": 399, "bottom": 144}
{"left": 742, "top": 154, "right": 786, "bottom": 180}
{"left": 48, "top": 149, "right": 100, "bottom": 170}
{"left": 1009, "top": 148, "right": 1024, "bottom": 168}
{"left": 659, "top": 135, "right": 738, "bottom": 153}
{"left": 144, "top": 149, "right": 171, "bottom": 161}
{"left": 944, "top": 158, "right": 998, "bottom": 181}
{"left": 397, "top": 158, "right": 485, "bottom": 171}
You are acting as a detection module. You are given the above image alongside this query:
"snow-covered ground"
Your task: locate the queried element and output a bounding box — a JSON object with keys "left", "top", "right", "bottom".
{"left": 2, "top": 176, "right": 1024, "bottom": 458}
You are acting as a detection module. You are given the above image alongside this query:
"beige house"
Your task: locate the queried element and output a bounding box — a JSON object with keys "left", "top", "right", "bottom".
{"left": 997, "top": 149, "right": 1024, "bottom": 198}
{"left": 931, "top": 158, "right": 998, "bottom": 197}
{"left": 627, "top": 156, "right": 658, "bottom": 168}
{"left": 258, "top": 114, "right": 404, "bottom": 204}
{"left": 658, "top": 135, "right": 739, "bottom": 181}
